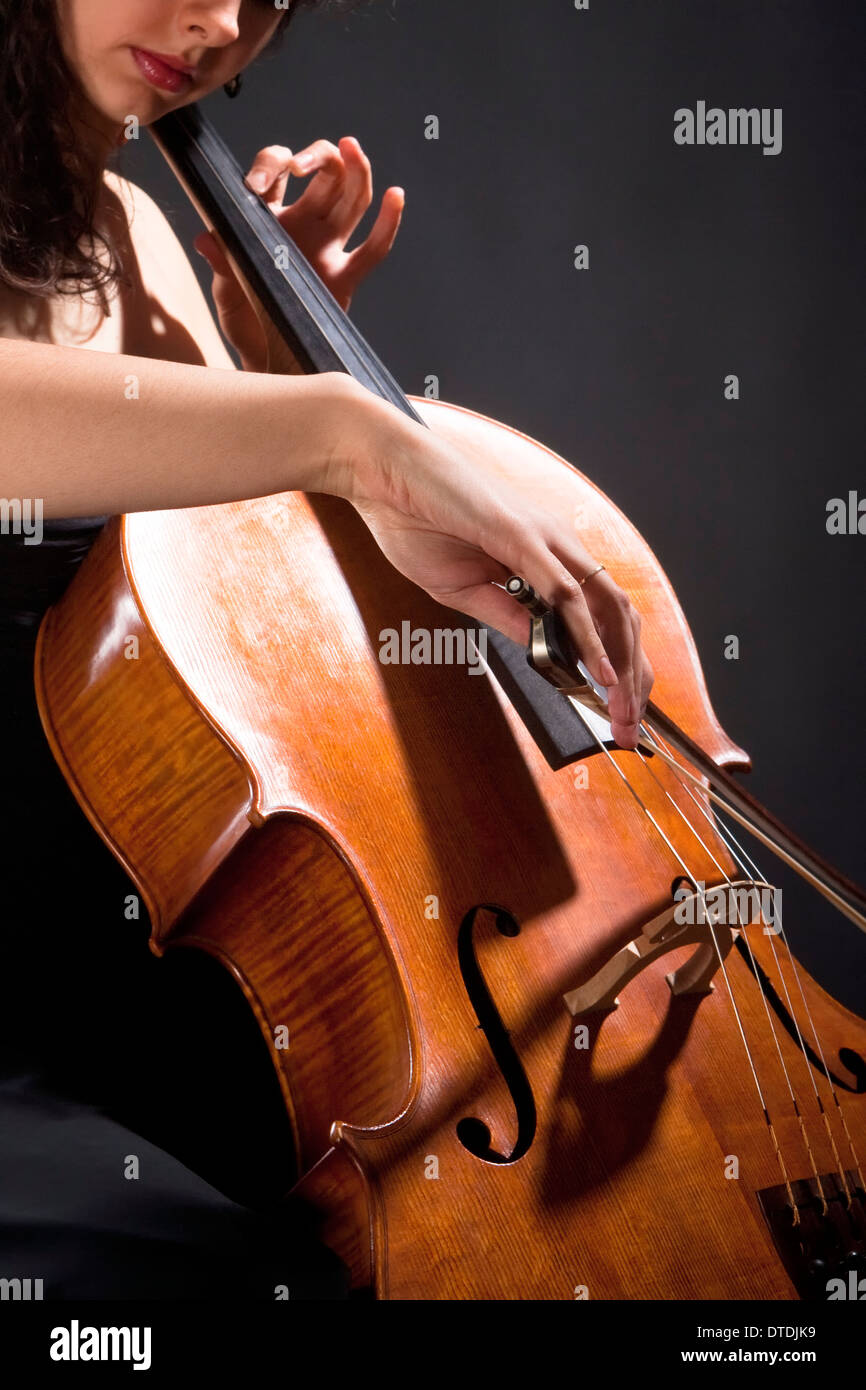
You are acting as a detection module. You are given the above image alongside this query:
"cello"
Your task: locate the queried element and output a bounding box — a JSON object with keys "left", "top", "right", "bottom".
{"left": 33, "top": 103, "right": 866, "bottom": 1300}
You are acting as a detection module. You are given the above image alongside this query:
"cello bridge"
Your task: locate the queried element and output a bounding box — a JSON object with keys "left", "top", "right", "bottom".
{"left": 562, "top": 879, "right": 776, "bottom": 1016}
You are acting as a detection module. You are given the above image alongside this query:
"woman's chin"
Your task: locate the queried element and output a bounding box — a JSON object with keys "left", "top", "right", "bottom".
{"left": 77, "top": 73, "right": 177, "bottom": 134}
{"left": 81, "top": 96, "right": 164, "bottom": 145}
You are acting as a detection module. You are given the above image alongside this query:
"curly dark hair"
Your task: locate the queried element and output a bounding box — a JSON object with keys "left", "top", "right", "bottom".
{"left": 0, "top": 0, "right": 344, "bottom": 308}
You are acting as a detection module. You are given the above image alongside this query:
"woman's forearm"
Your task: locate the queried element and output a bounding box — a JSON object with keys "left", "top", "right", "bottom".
{"left": 0, "top": 338, "right": 364, "bottom": 518}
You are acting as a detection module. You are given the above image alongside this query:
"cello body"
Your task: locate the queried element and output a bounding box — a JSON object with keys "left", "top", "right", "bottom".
{"left": 36, "top": 399, "right": 866, "bottom": 1299}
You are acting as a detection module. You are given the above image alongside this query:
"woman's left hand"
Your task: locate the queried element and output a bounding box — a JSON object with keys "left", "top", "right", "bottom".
{"left": 194, "top": 136, "right": 404, "bottom": 373}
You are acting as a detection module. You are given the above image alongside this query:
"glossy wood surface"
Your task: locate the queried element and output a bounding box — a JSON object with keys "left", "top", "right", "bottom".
{"left": 36, "top": 400, "right": 866, "bottom": 1299}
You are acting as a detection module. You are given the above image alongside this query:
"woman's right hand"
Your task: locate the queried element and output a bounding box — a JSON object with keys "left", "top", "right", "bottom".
{"left": 326, "top": 386, "right": 654, "bottom": 749}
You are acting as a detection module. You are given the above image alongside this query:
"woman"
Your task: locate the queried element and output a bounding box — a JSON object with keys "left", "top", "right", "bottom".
{"left": 0, "top": 0, "right": 652, "bottom": 1298}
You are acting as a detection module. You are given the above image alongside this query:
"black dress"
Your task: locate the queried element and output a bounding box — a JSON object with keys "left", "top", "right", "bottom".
{"left": 0, "top": 520, "right": 347, "bottom": 1299}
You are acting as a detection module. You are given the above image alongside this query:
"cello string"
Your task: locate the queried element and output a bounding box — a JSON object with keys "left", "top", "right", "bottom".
{"left": 641, "top": 720, "right": 864, "bottom": 1192}
{"left": 639, "top": 731, "right": 850, "bottom": 1208}
{"left": 632, "top": 743, "right": 831, "bottom": 1212}
{"left": 631, "top": 732, "right": 866, "bottom": 932}
{"left": 641, "top": 721, "right": 864, "bottom": 1198}
{"left": 565, "top": 696, "right": 800, "bottom": 1213}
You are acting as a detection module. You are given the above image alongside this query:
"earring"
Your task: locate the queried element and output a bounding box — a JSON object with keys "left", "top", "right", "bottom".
{"left": 224, "top": 74, "right": 243, "bottom": 99}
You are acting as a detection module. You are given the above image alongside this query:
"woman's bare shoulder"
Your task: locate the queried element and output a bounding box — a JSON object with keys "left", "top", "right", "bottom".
{"left": 103, "top": 169, "right": 236, "bottom": 369}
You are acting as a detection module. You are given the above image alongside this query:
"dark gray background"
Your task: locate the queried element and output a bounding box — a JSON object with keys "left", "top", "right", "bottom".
{"left": 123, "top": 0, "right": 865, "bottom": 1013}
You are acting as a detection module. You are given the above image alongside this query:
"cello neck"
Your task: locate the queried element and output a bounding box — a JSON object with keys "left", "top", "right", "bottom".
{"left": 149, "top": 104, "right": 423, "bottom": 420}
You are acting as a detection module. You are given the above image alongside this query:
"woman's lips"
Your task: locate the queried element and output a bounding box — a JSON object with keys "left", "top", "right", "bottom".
{"left": 131, "top": 48, "right": 195, "bottom": 95}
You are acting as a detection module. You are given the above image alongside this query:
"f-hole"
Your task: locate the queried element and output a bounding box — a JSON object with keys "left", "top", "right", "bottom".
{"left": 456, "top": 904, "right": 537, "bottom": 1164}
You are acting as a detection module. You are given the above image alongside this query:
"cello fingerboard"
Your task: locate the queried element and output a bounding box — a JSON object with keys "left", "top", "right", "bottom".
{"left": 482, "top": 624, "right": 616, "bottom": 769}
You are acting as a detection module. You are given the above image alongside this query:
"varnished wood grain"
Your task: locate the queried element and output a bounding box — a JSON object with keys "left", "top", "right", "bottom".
{"left": 36, "top": 399, "right": 866, "bottom": 1300}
